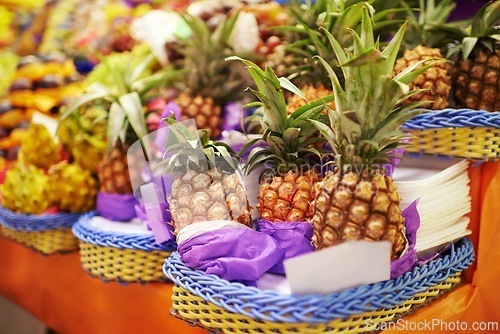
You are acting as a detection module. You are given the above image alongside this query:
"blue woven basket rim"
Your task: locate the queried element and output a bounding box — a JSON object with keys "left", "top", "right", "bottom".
{"left": 164, "top": 238, "right": 474, "bottom": 323}
{"left": 72, "top": 213, "right": 177, "bottom": 252}
{"left": 0, "top": 205, "right": 84, "bottom": 231}
{"left": 402, "top": 109, "right": 500, "bottom": 130}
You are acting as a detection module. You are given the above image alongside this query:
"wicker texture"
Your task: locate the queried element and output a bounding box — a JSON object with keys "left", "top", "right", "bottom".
{"left": 0, "top": 206, "right": 82, "bottom": 254}
{"left": 72, "top": 213, "right": 177, "bottom": 251}
{"left": 164, "top": 238, "right": 473, "bottom": 332}
{"left": 73, "top": 214, "right": 175, "bottom": 283}
{"left": 171, "top": 274, "right": 461, "bottom": 334}
{"left": 0, "top": 206, "right": 83, "bottom": 231}
{"left": 0, "top": 226, "right": 78, "bottom": 255}
{"left": 79, "top": 242, "right": 171, "bottom": 283}
{"left": 401, "top": 109, "right": 500, "bottom": 160}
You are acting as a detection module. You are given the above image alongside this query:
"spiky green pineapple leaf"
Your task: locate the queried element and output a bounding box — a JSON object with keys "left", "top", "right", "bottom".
{"left": 118, "top": 92, "right": 147, "bottom": 141}
{"left": 278, "top": 77, "right": 306, "bottom": 100}
{"left": 107, "top": 102, "right": 126, "bottom": 150}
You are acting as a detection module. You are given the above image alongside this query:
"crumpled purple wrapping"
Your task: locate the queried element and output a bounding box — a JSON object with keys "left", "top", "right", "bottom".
{"left": 177, "top": 228, "right": 285, "bottom": 285}
{"left": 257, "top": 220, "right": 315, "bottom": 275}
{"left": 384, "top": 146, "right": 406, "bottom": 177}
{"left": 134, "top": 171, "right": 175, "bottom": 244}
{"left": 97, "top": 192, "right": 138, "bottom": 222}
{"left": 390, "top": 200, "right": 420, "bottom": 278}
{"left": 256, "top": 201, "right": 420, "bottom": 279}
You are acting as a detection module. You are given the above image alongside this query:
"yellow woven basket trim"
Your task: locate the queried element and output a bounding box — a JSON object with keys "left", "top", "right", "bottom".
{"left": 0, "top": 226, "right": 78, "bottom": 255}
{"left": 79, "top": 242, "right": 171, "bottom": 283}
{"left": 406, "top": 128, "right": 500, "bottom": 160}
{"left": 171, "top": 274, "right": 461, "bottom": 334}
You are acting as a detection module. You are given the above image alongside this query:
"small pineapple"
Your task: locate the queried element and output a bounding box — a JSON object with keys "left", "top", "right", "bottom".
{"left": 62, "top": 50, "right": 178, "bottom": 195}
{"left": 310, "top": 9, "right": 439, "bottom": 259}
{"left": 172, "top": 13, "right": 252, "bottom": 139}
{"left": 1, "top": 163, "right": 53, "bottom": 214}
{"left": 163, "top": 121, "right": 251, "bottom": 234}
{"left": 97, "top": 143, "right": 133, "bottom": 194}
{"left": 49, "top": 162, "right": 98, "bottom": 212}
{"left": 19, "top": 123, "right": 60, "bottom": 169}
{"left": 230, "top": 57, "right": 333, "bottom": 222}
{"left": 448, "top": 2, "right": 499, "bottom": 111}
{"left": 393, "top": 0, "right": 454, "bottom": 110}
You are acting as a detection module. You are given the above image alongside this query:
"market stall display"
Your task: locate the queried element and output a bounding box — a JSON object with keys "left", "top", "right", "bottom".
{"left": 0, "top": 0, "right": 497, "bottom": 332}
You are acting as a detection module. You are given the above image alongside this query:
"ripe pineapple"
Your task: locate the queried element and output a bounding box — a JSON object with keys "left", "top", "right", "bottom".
{"left": 310, "top": 10, "right": 439, "bottom": 259}
{"left": 448, "top": 2, "right": 499, "bottom": 111}
{"left": 1, "top": 163, "right": 53, "bottom": 214}
{"left": 172, "top": 13, "right": 252, "bottom": 139}
{"left": 230, "top": 57, "right": 333, "bottom": 222}
{"left": 163, "top": 121, "right": 251, "bottom": 234}
{"left": 49, "top": 162, "right": 98, "bottom": 212}
{"left": 19, "top": 123, "right": 60, "bottom": 169}
{"left": 62, "top": 51, "right": 177, "bottom": 195}
{"left": 97, "top": 143, "right": 133, "bottom": 194}
{"left": 393, "top": 0, "right": 454, "bottom": 110}
{"left": 286, "top": 84, "right": 334, "bottom": 115}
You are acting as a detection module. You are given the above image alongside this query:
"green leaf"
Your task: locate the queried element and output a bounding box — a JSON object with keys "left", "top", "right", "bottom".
{"left": 118, "top": 92, "right": 147, "bottom": 140}
{"left": 282, "top": 128, "right": 300, "bottom": 149}
{"left": 107, "top": 102, "right": 126, "bottom": 150}
{"left": 127, "top": 53, "right": 155, "bottom": 87}
{"left": 60, "top": 89, "right": 112, "bottom": 121}
{"left": 279, "top": 77, "right": 306, "bottom": 100}
{"left": 382, "top": 21, "right": 408, "bottom": 76}
{"left": 462, "top": 37, "right": 478, "bottom": 60}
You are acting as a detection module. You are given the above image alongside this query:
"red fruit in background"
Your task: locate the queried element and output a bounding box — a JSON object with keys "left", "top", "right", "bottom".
{"left": 146, "top": 97, "right": 167, "bottom": 112}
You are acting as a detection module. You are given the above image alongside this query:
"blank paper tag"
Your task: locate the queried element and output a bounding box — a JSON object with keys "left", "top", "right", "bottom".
{"left": 284, "top": 241, "right": 391, "bottom": 295}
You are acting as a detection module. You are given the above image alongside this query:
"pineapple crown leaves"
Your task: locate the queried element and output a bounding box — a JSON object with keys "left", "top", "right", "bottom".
{"left": 227, "top": 56, "right": 333, "bottom": 175}
{"left": 160, "top": 117, "right": 239, "bottom": 174}
{"left": 277, "top": 0, "right": 406, "bottom": 86}
{"left": 446, "top": 1, "right": 500, "bottom": 60}
{"left": 401, "top": 0, "right": 457, "bottom": 48}
{"left": 314, "top": 8, "right": 442, "bottom": 169}
{"left": 60, "top": 51, "right": 182, "bottom": 152}
{"left": 174, "top": 12, "right": 252, "bottom": 103}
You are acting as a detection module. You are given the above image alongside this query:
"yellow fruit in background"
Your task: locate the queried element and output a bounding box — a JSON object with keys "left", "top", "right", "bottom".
{"left": 49, "top": 162, "right": 98, "bottom": 213}
{"left": 1, "top": 163, "right": 54, "bottom": 214}
{"left": 19, "top": 123, "right": 59, "bottom": 169}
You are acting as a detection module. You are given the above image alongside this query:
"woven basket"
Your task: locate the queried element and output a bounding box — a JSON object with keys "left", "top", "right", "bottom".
{"left": 402, "top": 109, "right": 500, "bottom": 161}
{"left": 72, "top": 214, "right": 177, "bottom": 283}
{"left": 164, "top": 238, "right": 474, "bottom": 334}
{"left": 0, "top": 206, "right": 81, "bottom": 255}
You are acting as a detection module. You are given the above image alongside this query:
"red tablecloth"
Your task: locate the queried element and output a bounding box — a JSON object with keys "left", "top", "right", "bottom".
{"left": 0, "top": 162, "right": 498, "bottom": 334}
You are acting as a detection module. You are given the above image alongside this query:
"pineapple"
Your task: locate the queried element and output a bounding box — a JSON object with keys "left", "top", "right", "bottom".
{"left": 171, "top": 13, "right": 252, "bottom": 139}
{"left": 162, "top": 120, "right": 251, "bottom": 234}
{"left": 62, "top": 50, "right": 178, "bottom": 195}
{"left": 393, "top": 0, "right": 454, "bottom": 110}
{"left": 19, "top": 123, "right": 60, "bottom": 169}
{"left": 448, "top": 2, "right": 499, "bottom": 111}
{"left": 229, "top": 57, "right": 333, "bottom": 222}
{"left": 309, "top": 9, "right": 439, "bottom": 259}
{"left": 285, "top": 84, "right": 334, "bottom": 115}
{"left": 97, "top": 143, "right": 133, "bottom": 194}
{"left": 49, "top": 162, "right": 98, "bottom": 212}
{"left": 1, "top": 163, "right": 53, "bottom": 214}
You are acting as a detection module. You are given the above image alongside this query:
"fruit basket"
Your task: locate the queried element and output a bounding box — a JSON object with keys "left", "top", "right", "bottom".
{"left": 72, "top": 213, "right": 176, "bottom": 284}
{"left": 402, "top": 109, "right": 500, "bottom": 161}
{"left": 164, "top": 237, "right": 474, "bottom": 334}
{"left": 0, "top": 206, "right": 81, "bottom": 255}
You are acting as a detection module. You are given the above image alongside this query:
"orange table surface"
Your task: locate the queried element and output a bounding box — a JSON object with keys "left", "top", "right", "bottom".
{"left": 0, "top": 162, "right": 498, "bottom": 334}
